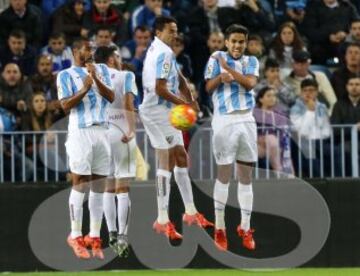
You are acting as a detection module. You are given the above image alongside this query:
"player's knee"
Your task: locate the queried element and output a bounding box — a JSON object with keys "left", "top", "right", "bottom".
{"left": 174, "top": 146, "right": 188, "bottom": 167}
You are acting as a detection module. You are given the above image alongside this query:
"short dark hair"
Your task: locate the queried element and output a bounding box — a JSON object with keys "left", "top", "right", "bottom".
{"left": 265, "top": 58, "right": 280, "bottom": 70}
{"left": 255, "top": 86, "right": 274, "bottom": 107}
{"left": 134, "top": 25, "right": 152, "bottom": 34}
{"left": 72, "top": 38, "right": 89, "bottom": 50}
{"left": 346, "top": 75, "right": 360, "bottom": 83}
{"left": 301, "top": 78, "right": 318, "bottom": 90}
{"left": 345, "top": 42, "right": 360, "bottom": 52}
{"left": 351, "top": 18, "right": 360, "bottom": 26}
{"left": 49, "top": 32, "right": 66, "bottom": 40}
{"left": 9, "top": 29, "right": 26, "bottom": 40}
{"left": 95, "top": 25, "right": 112, "bottom": 35}
{"left": 248, "top": 34, "right": 263, "bottom": 43}
{"left": 94, "top": 46, "right": 117, "bottom": 64}
{"left": 225, "top": 24, "right": 248, "bottom": 39}
{"left": 154, "top": 15, "right": 177, "bottom": 32}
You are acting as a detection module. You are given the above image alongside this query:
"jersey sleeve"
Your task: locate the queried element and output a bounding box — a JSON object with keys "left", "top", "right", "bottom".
{"left": 124, "top": 71, "right": 138, "bottom": 96}
{"left": 97, "top": 63, "right": 114, "bottom": 89}
{"left": 244, "top": 56, "right": 259, "bottom": 77}
{"left": 56, "top": 71, "right": 73, "bottom": 100}
{"left": 204, "top": 53, "right": 221, "bottom": 80}
{"left": 155, "top": 51, "right": 173, "bottom": 80}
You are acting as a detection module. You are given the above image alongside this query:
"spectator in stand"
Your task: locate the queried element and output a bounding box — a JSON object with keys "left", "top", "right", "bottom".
{"left": 112, "top": 0, "right": 140, "bottom": 21}
{"left": 246, "top": 34, "right": 266, "bottom": 74}
{"left": 30, "top": 54, "right": 63, "bottom": 118}
{"left": 207, "top": 31, "right": 225, "bottom": 54}
{"left": 284, "top": 0, "right": 307, "bottom": 26}
{"left": 254, "top": 86, "right": 294, "bottom": 175}
{"left": 172, "top": 33, "right": 193, "bottom": 79}
{"left": 42, "top": 0, "right": 90, "bottom": 18}
{"left": 21, "top": 91, "right": 66, "bottom": 180}
{"left": 342, "top": 19, "right": 360, "bottom": 48}
{"left": 331, "top": 76, "right": 360, "bottom": 175}
{"left": 0, "top": 29, "right": 36, "bottom": 77}
{"left": 93, "top": 26, "right": 120, "bottom": 52}
{"left": 290, "top": 78, "right": 337, "bottom": 177}
{"left": 0, "top": 0, "right": 43, "bottom": 48}
{"left": 130, "top": 0, "right": 170, "bottom": 33}
{"left": 331, "top": 43, "right": 360, "bottom": 99}
{"left": 256, "top": 58, "right": 297, "bottom": 113}
{"left": 268, "top": 21, "right": 306, "bottom": 78}
{"left": 0, "top": 63, "right": 31, "bottom": 119}
{"left": 52, "top": 0, "right": 86, "bottom": 45}
{"left": 41, "top": 32, "right": 74, "bottom": 74}
{"left": 301, "top": 0, "right": 359, "bottom": 65}
{"left": 83, "top": 0, "right": 126, "bottom": 44}
{"left": 284, "top": 50, "right": 337, "bottom": 112}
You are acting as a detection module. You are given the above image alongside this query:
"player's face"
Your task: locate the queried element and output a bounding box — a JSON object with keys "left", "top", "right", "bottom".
{"left": 76, "top": 42, "right": 93, "bottom": 65}
{"left": 225, "top": 33, "right": 247, "bottom": 59}
{"left": 346, "top": 78, "right": 360, "bottom": 97}
{"left": 265, "top": 67, "right": 280, "bottom": 81}
{"left": 8, "top": 36, "right": 25, "bottom": 55}
{"left": 111, "top": 51, "right": 122, "bottom": 70}
{"left": 2, "top": 63, "right": 21, "bottom": 86}
{"left": 96, "top": 30, "right": 112, "bottom": 47}
{"left": 157, "top": 22, "right": 178, "bottom": 47}
{"left": 32, "top": 94, "right": 47, "bottom": 115}
{"left": 301, "top": 86, "right": 318, "bottom": 102}
{"left": 280, "top": 26, "right": 294, "bottom": 46}
{"left": 94, "top": 0, "right": 110, "bottom": 14}
{"left": 259, "top": 89, "right": 277, "bottom": 109}
{"left": 49, "top": 38, "right": 66, "bottom": 55}
{"left": 345, "top": 46, "right": 360, "bottom": 67}
{"left": 37, "top": 56, "right": 53, "bottom": 76}
{"left": 351, "top": 22, "right": 360, "bottom": 41}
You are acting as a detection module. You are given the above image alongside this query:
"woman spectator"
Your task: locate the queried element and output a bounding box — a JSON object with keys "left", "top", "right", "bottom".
{"left": 52, "top": 0, "right": 87, "bottom": 45}
{"left": 22, "top": 91, "right": 66, "bottom": 181}
{"left": 254, "top": 86, "right": 294, "bottom": 175}
{"left": 269, "top": 21, "right": 306, "bottom": 77}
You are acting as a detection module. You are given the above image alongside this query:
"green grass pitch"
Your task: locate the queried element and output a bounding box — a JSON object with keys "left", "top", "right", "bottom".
{"left": 3, "top": 268, "right": 360, "bottom": 276}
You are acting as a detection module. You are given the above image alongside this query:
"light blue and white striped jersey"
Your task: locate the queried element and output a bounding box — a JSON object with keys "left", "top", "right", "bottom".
{"left": 108, "top": 68, "right": 138, "bottom": 131}
{"left": 57, "top": 64, "right": 113, "bottom": 130}
{"left": 140, "top": 37, "right": 179, "bottom": 110}
{"left": 204, "top": 51, "right": 259, "bottom": 115}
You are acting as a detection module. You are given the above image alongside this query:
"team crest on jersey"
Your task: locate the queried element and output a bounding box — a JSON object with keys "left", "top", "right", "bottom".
{"left": 207, "top": 64, "right": 213, "bottom": 76}
{"left": 165, "top": 135, "right": 174, "bottom": 144}
{"left": 163, "top": 62, "right": 170, "bottom": 74}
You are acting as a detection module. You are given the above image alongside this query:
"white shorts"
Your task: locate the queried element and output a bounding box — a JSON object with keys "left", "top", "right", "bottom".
{"left": 212, "top": 112, "right": 258, "bottom": 165}
{"left": 139, "top": 105, "right": 184, "bottom": 150}
{"left": 65, "top": 126, "right": 111, "bottom": 176}
{"left": 108, "top": 126, "right": 137, "bottom": 179}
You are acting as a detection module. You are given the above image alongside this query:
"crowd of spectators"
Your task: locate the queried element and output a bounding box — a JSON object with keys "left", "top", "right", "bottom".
{"left": 0, "top": 0, "right": 360, "bottom": 179}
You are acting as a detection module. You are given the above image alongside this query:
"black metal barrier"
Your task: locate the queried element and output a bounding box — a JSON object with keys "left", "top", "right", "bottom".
{"left": 1, "top": 178, "right": 360, "bottom": 272}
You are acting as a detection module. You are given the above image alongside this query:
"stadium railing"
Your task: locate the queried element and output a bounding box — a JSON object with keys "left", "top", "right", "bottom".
{"left": 0, "top": 125, "right": 358, "bottom": 183}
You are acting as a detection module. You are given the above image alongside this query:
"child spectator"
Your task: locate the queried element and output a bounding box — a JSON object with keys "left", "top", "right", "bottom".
{"left": 254, "top": 86, "right": 294, "bottom": 175}
{"left": 41, "top": 32, "right": 74, "bottom": 74}
{"left": 0, "top": 29, "right": 36, "bottom": 77}
{"left": 246, "top": 34, "right": 266, "bottom": 74}
{"left": 256, "top": 58, "right": 296, "bottom": 113}
{"left": 93, "top": 26, "right": 120, "bottom": 52}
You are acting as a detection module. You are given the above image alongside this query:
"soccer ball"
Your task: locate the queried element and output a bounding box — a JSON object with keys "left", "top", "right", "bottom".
{"left": 169, "top": 104, "right": 197, "bottom": 131}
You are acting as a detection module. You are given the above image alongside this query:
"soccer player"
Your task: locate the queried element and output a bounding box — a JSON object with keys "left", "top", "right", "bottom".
{"left": 204, "top": 24, "right": 259, "bottom": 251}
{"left": 57, "top": 39, "right": 115, "bottom": 259}
{"left": 94, "top": 46, "right": 137, "bottom": 258}
{"left": 140, "top": 15, "right": 213, "bottom": 240}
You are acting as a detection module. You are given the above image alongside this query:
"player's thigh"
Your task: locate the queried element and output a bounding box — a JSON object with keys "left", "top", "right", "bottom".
{"left": 92, "top": 129, "right": 111, "bottom": 176}
{"left": 212, "top": 117, "right": 237, "bottom": 165}
{"left": 65, "top": 129, "right": 92, "bottom": 175}
{"left": 235, "top": 118, "right": 258, "bottom": 163}
{"left": 113, "top": 138, "right": 137, "bottom": 179}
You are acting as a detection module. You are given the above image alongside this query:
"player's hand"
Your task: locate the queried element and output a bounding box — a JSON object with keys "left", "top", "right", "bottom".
{"left": 85, "top": 63, "right": 96, "bottom": 78}
{"left": 121, "top": 131, "right": 135, "bottom": 143}
{"left": 220, "top": 72, "right": 234, "bottom": 83}
{"left": 83, "top": 75, "right": 93, "bottom": 91}
{"left": 17, "top": 100, "right": 27, "bottom": 112}
{"left": 216, "top": 56, "right": 231, "bottom": 71}
{"left": 189, "top": 100, "right": 200, "bottom": 113}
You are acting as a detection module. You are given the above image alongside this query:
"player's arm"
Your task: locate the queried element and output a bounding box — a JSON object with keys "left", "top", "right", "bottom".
{"left": 217, "top": 56, "right": 258, "bottom": 90}
{"left": 178, "top": 70, "right": 200, "bottom": 112}
{"left": 204, "top": 54, "right": 230, "bottom": 94}
{"left": 86, "top": 63, "right": 115, "bottom": 103}
{"left": 122, "top": 72, "right": 137, "bottom": 143}
{"left": 156, "top": 79, "right": 187, "bottom": 105}
{"left": 58, "top": 72, "right": 93, "bottom": 113}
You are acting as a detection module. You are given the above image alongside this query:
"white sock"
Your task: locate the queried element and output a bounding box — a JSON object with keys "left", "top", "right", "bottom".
{"left": 214, "top": 179, "right": 229, "bottom": 230}
{"left": 88, "top": 190, "right": 103, "bottom": 238}
{"left": 238, "top": 182, "right": 253, "bottom": 232}
{"left": 156, "top": 169, "right": 171, "bottom": 224}
{"left": 117, "top": 193, "right": 131, "bottom": 235}
{"left": 174, "top": 166, "right": 197, "bottom": 215}
{"left": 69, "top": 189, "right": 85, "bottom": 239}
{"left": 103, "top": 192, "right": 117, "bottom": 232}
